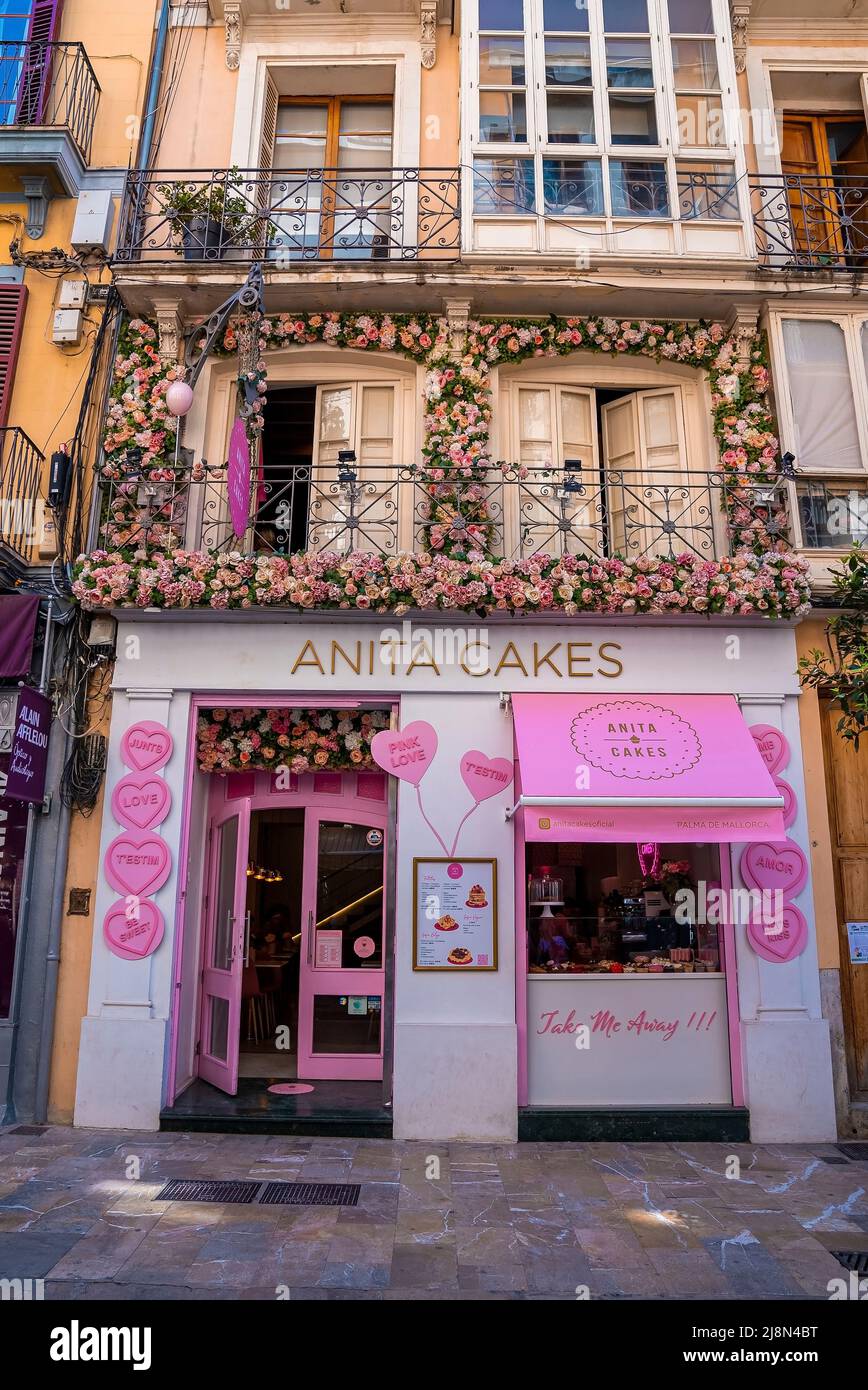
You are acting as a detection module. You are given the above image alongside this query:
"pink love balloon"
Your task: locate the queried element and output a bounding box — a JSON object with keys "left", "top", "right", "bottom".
{"left": 121, "top": 721, "right": 173, "bottom": 773}
{"left": 104, "top": 832, "right": 172, "bottom": 897}
{"left": 370, "top": 722, "right": 437, "bottom": 786}
{"left": 103, "top": 898, "right": 165, "bottom": 961}
{"left": 740, "top": 838, "right": 808, "bottom": 899}
{"left": 749, "top": 724, "right": 790, "bottom": 776}
{"left": 460, "top": 750, "right": 514, "bottom": 803}
{"left": 111, "top": 772, "right": 172, "bottom": 831}
{"left": 747, "top": 903, "right": 808, "bottom": 964}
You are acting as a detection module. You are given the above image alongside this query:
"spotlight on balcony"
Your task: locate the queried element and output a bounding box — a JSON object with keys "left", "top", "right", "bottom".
{"left": 780, "top": 451, "right": 797, "bottom": 479}
{"left": 562, "top": 458, "right": 584, "bottom": 494}
{"left": 337, "top": 449, "right": 357, "bottom": 485}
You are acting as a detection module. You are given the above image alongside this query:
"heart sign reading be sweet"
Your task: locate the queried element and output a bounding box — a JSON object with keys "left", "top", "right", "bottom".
{"left": 103, "top": 898, "right": 165, "bottom": 961}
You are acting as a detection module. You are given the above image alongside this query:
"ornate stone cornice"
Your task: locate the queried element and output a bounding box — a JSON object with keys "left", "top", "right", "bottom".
{"left": 225, "top": 2, "right": 242, "bottom": 71}
{"left": 151, "top": 300, "right": 184, "bottom": 363}
{"left": 421, "top": 0, "right": 437, "bottom": 69}
{"left": 729, "top": 1, "right": 752, "bottom": 75}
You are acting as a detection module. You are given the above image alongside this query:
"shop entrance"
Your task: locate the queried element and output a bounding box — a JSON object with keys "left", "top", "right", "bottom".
{"left": 196, "top": 776, "right": 388, "bottom": 1099}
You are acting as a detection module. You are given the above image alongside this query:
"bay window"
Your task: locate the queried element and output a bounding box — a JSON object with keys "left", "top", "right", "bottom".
{"left": 469, "top": 0, "right": 739, "bottom": 232}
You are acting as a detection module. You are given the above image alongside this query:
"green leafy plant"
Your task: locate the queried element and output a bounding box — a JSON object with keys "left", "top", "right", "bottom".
{"left": 799, "top": 543, "right": 868, "bottom": 746}
{"left": 158, "top": 167, "right": 258, "bottom": 243}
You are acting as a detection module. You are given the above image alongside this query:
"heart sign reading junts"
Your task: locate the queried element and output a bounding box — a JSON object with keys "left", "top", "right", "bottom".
{"left": 104, "top": 832, "right": 172, "bottom": 898}
{"left": 120, "top": 721, "right": 173, "bottom": 773}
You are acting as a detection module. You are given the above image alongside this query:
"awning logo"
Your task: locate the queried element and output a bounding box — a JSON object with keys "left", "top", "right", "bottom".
{"left": 570, "top": 699, "right": 702, "bottom": 781}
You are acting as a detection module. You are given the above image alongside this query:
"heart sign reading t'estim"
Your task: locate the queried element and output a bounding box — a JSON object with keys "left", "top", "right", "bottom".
{"left": 370, "top": 722, "right": 437, "bottom": 785}
{"left": 103, "top": 898, "right": 165, "bottom": 961}
{"left": 104, "top": 832, "right": 172, "bottom": 898}
{"left": 460, "top": 750, "right": 514, "bottom": 803}
{"left": 747, "top": 903, "right": 808, "bottom": 964}
{"left": 111, "top": 772, "right": 172, "bottom": 832}
{"left": 121, "top": 721, "right": 173, "bottom": 773}
{"left": 740, "top": 838, "right": 808, "bottom": 899}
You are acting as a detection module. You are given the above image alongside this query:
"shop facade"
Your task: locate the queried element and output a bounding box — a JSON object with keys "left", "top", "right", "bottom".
{"left": 72, "top": 612, "right": 837, "bottom": 1143}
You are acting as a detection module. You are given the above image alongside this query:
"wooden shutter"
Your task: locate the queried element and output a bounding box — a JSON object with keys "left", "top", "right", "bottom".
{"left": 258, "top": 73, "right": 279, "bottom": 170}
{"left": 603, "top": 389, "right": 689, "bottom": 560}
{"left": 17, "top": 0, "right": 64, "bottom": 123}
{"left": 0, "top": 284, "right": 28, "bottom": 428}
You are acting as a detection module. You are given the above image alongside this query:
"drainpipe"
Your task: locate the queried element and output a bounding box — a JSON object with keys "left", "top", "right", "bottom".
{"left": 137, "top": 0, "right": 171, "bottom": 172}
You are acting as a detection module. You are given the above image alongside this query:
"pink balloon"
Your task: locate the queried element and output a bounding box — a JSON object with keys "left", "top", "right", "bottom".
{"left": 111, "top": 772, "right": 172, "bottom": 831}
{"left": 460, "top": 749, "right": 514, "bottom": 803}
{"left": 121, "top": 721, "right": 173, "bottom": 773}
{"left": 103, "top": 898, "right": 165, "bottom": 960}
{"left": 165, "top": 380, "right": 194, "bottom": 418}
{"left": 104, "top": 832, "right": 172, "bottom": 898}
{"left": 370, "top": 722, "right": 437, "bottom": 786}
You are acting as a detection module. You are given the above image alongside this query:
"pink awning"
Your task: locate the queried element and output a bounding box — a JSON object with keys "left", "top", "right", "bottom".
{"left": 512, "top": 693, "right": 785, "bottom": 843}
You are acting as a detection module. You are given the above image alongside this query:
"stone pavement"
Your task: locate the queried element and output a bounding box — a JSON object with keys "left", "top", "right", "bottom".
{"left": 0, "top": 1125, "right": 866, "bottom": 1299}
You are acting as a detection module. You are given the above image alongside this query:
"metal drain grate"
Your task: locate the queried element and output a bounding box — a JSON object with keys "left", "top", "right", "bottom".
{"left": 259, "top": 1181, "right": 360, "bottom": 1207}
{"left": 830, "top": 1250, "right": 868, "bottom": 1275}
{"left": 8, "top": 1124, "right": 47, "bottom": 1136}
{"left": 836, "top": 1143, "right": 868, "bottom": 1163}
{"left": 819, "top": 1155, "right": 851, "bottom": 1164}
{"left": 156, "top": 1179, "right": 260, "bottom": 1204}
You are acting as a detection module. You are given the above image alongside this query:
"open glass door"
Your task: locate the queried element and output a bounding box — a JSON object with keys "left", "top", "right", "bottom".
{"left": 198, "top": 800, "right": 250, "bottom": 1094}
{"left": 298, "top": 810, "right": 386, "bottom": 1081}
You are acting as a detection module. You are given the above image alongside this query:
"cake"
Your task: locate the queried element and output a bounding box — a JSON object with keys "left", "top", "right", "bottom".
{"left": 434, "top": 914, "right": 459, "bottom": 932}
{"left": 465, "top": 884, "right": 488, "bottom": 908}
{"left": 447, "top": 947, "right": 473, "bottom": 965}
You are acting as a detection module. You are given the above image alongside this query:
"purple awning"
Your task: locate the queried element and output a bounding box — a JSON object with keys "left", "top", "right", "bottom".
{"left": 0, "top": 595, "right": 39, "bottom": 680}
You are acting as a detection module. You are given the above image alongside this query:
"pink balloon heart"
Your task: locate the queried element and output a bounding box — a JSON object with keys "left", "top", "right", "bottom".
{"left": 103, "top": 897, "right": 165, "bottom": 961}
{"left": 460, "top": 749, "right": 514, "bottom": 803}
{"left": 747, "top": 904, "right": 807, "bottom": 964}
{"left": 104, "top": 832, "right": 172, "bottom": 897}
{"left": 370, "top": 722, "right": 437, "bottom": 786}
{"left": 740, "top": 838, "right": 808, "bottom": 899}
{"left": 121, "top": 721, "right": 173, "bottom": 773}
{"left": 111, "top": 772, "right": 172, "bottom": 831}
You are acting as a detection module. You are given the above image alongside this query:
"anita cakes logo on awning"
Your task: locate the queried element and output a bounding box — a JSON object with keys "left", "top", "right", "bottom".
{"left": 570, "top": 700, "right": 702, "bottom": 781}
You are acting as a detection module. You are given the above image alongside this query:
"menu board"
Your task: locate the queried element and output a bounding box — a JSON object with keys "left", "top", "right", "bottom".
{"left": 413, "top": 858, "right": 498, "bottom": 972}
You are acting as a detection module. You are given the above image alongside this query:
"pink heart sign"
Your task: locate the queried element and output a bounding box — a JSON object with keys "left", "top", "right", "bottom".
{"left": 121, "top": 721, "right": 173, "bottom": 773}
{"left": 747, "top": 904, "right": 808, "bottom": 964}
{"left": 774, "top": 777, "right": 797, "bottom": 830}
{"left": 740, "top": 837, "right": 808, "bottom": 899}
{"left": 103, "top": 897, "right": 165, "bottom": 961}
{"left": 370, "top": 722, "right": 437, "bottom": 786}
{"left": 104, "top": 832, "right": 172, "bottom": 898}
{"left": 111, "top": 772, "right": 172, "bottom": 831}
{"left": 460, "top": 750, "right": 514, "bottom": 803}
{"left": 749, "top": 724, "right": 790, "bottom": 776}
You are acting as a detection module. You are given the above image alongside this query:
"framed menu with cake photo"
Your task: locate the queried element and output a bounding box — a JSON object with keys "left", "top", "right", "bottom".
{"left": 412, "top": 858, "right": 498, "bottom": 972}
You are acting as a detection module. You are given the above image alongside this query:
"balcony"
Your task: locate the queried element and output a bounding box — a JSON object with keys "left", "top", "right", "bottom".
{"left": 0, "top": 426, "right": 44, "bottom": 568}
{"left": 749, "top": 173, "right": 868, "bottom": 272}
{"left": 94, "top": 461, "right": 787, "bottom": 566}
{"left": 0, "top": 41, "right": 100, "bottom": 207}
{"left": 114, "top": 168, "right": 462, "bottom": 267}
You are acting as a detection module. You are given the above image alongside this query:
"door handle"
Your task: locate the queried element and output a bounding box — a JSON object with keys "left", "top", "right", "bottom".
{"left": 307, "top": 909, "right": 314, "bottom": 966}
{"left": 243, "top": 910, "right": 252, "bottom": 967}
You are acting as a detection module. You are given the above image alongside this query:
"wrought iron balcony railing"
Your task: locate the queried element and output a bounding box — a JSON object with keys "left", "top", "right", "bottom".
{"left": 95, "top": 462, "right": 787, "bottom": 565}
{"left": 114, "top": 167, "right": 462, "bottom": 264}
{"left": 0, "top": 426, "right": 44, "bottom": 561}
{"left": 0, "top": 41, "right": 100, "bottom": 163}
{"left": 750, "top": 173, "right": 868, "bottom": 271}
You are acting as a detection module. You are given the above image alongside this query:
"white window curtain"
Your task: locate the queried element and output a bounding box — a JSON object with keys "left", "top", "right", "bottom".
{"left": 782, "top": 319, "right": 862, "bottom": 472}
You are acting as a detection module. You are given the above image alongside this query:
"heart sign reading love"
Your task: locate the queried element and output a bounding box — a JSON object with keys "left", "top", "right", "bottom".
{"left": 103, "top": 898, "right": 165, "bottom": 961}
{"left": 111, "top": 772, "right": 172, "bottom": 832}
{"left": 121, "top": 721, "right": 173, "bottom": 773}
{"left": 460, "top": 750, "right": 514, "bottom": 803}
{"left": 370, "top": 722, "right": 437, "bottom": 786}
{"left": 747, "top": 904, "right": 808, "bottom": 964}
{"left": 104, "top": 832, "right": 172, "bottom": 898}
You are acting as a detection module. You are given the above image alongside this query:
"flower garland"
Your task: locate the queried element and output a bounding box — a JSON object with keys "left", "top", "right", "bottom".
{"left": 81, "top": 310, "right": 808, "bottom": 618}
{"left": 197, "top": 705, "right": 390, "bottom": 773}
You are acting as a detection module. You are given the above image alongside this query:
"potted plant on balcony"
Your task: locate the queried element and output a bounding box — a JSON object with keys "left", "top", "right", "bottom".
{"left": 158, "top": 168, "right": 258, "bottom": 261}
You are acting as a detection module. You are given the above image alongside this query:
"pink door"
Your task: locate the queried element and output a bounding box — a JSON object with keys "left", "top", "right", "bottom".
{"left": 198, "top": 800, "right": 250, "bottom": 1094}
{"left": 298, "top": 809, "right": 387, "bottom": 1081}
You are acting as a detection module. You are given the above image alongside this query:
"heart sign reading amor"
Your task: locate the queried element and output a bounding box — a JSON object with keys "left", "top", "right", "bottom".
{"left": 111, "top": 772, "right": 172, "bottom": 832}
{"left": 460, "top": 750, "right": 513, "bottom": 803}
{"left": 121, "top": 721, "right": 173, "bottom": 773}
{"left": 104, "top": 832, "right": 172, "bottom": 898}
{"left": 370, "top": 722, "right": 437, "bottom": 786}
{"left": 740, "top": 838, "right": 808, "bottom": 899}
{"left": 103, "top": 898, "right": 165, "bottom": 961}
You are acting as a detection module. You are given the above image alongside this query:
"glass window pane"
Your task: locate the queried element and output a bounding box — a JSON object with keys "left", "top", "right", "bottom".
{"left": 609, "top": 93, "right": 658, "bottom": 144}
{"left": 676, "top": 94, "right": 725, "bottom": 146}
{"left": 543, "top": 158, "right": 604, "bottom": 213}
{"left": 519, "top": 388, "right": 553, "bottom": 442}
{"left": 480, "top": 0, "right": 524, "bottom": 26}
{"left": 561, "top": 390, "right": 594, "bottom": 449}
{"left": 277, "top": 105, "right": 329, "bottom": 136}
{"left": 606, "top": 39, "right": 654, "bottom": 87}
{"left": 479, "top": 35, "right": 526, "bottom": 86}
{"left": 361, "top": 386, "right": 394, "bottom": 439}
{"left": 797, "top": 481, "right": 868, "bottom": 548}
{"left": 339, "top": 103, "right": 392, "bottom": 134}
{"left": 544, "top": 0, "right": 590, "bottom": 30}
{"left": 610, "top": 160, "right": 670, "bottom": 215}
{"left": 671, "top": 38, "right": 719, "bottom": 89}
{"left": 337, "top": 134, "right": 392, "bottom": 169}
{"left": 676, "top": 162, "right": 739, "bottom": 219}
{"left": 312, "top": 995, "right": 382, "bottom": 1054}
{"left": 479, "top": 90, "right": 527, "bottom": 142}
{"left": 547, "top": 91, "right": 595, "bottom": 143}
{"left": 782, "top": 319, "right": 862, "bottom": 472}
{"left": 667, "top": 0, "right": 714, "bottom": 33}
{"left": 603, "top": 0, "right": 649, "bottom": 31}
{"left": 315, "top": 821, "right": 383, "bottom": 969}
{"left": 209, "top": 996, "right": 230, "bottom": 1061}
{"left": 474, "top": 157, "right": 536, "bottom": 211}
{"left": 212, "top": 817, "right": 238, "bottom": 972}
{"left": 544, "top": 38, "right": 592, "bottom": 85}
{"left": 320, "top": 388, "right": 352, "bottom": 443}
{"left": 0, "top": 749, "right": 27, "bottom": 1018}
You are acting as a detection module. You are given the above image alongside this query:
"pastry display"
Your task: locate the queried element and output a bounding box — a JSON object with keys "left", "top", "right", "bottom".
{"left": 447, "top": 947, "right": 473, "bottom": 966}
{"left": 465, "top": 884, "right": 488, "bottom": 909}
{"left": 434, "top": 914, "right": 459, "bottom": 932}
